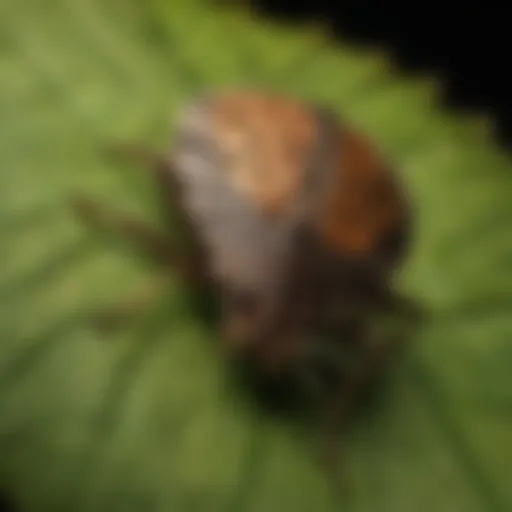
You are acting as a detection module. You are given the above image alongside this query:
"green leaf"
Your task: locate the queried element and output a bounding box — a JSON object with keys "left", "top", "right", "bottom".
{"left": 1, "top": 1, "right": 511, "bottom": 511}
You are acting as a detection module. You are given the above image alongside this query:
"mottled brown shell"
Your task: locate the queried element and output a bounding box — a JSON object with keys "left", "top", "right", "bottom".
{"left": 210, "top": 91, "right": 319, "bottom": 217}
{"left": 169, "top": 90, "right": 409, "bottom": 323}
{"left": 317, "top": 124, "right": 409, "bottom": 260}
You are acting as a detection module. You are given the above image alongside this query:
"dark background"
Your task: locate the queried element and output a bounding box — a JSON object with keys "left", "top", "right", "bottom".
{"left": 249, "top": 1, "right": 511, "bottom": 146}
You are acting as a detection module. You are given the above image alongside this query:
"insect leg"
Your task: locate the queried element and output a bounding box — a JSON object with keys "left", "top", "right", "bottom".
{"left": 89, "top": 272, "right": 172, "bottom": 334}
{"left": 103, "top": 142, "right": 183, "bottom": 221}
{"left": 103, "top": 142, "right": 168, "bottom": 174}
{"left": 316, "top": 322, "right": 407, "bottom": 487}
{"left": 103, "top": 142, "right": 207, "bottom": 265}
{"left": 71, "top": 193, "right": 202, "bottom": 285}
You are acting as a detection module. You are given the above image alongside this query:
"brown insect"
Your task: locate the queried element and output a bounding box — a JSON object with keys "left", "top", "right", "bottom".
{"left": 72, "top": 89, "right": 422, "bottom": 477}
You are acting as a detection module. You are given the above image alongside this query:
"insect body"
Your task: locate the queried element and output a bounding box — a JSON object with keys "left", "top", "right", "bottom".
{"left": 73, "top": 89, "right": 420, "bottom": 470}
{"left": 170, "top": 91, "right": 412, "bottom": 365}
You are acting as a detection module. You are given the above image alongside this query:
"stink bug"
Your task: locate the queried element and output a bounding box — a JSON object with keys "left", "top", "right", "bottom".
{"left": 72, "top": 90, "right": 422, "bottom": 475}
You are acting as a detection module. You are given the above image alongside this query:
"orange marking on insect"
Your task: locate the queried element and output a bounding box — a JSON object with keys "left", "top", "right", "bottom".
{"left": 319, "top": 125, "right": 406, "bottom": 254}
{"left": 211, "top": 91, "right": 318, "bottom": 217}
